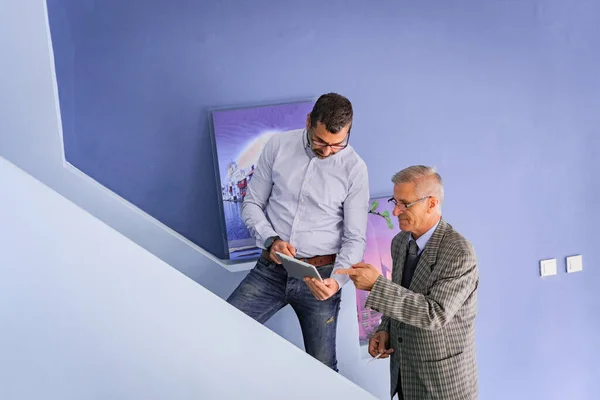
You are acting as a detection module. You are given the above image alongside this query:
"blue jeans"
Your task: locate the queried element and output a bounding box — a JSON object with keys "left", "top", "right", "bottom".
{"left": 226, "top": 255, "right": 342, "bottom": 371}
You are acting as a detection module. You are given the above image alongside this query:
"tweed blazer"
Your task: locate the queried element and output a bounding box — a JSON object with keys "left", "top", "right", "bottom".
{"left": 365, "top": 219, "right": 479, "bottom": 400}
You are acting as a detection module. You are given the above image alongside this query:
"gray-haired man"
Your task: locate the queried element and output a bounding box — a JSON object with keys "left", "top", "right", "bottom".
{"left": 337, "top": 166, "right": 479, "bottom": 399}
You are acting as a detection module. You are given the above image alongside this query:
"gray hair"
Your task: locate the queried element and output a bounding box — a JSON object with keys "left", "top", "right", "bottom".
{"left": 391, "top": 165, "right": 444, "bottom": 206}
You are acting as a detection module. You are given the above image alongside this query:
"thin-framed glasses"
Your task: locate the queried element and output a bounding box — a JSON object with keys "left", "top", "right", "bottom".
{"left": 306, "top": 129, "right": 350, "bottom": 151}
{"left": 388, "top": 196, "right": 431, "bottom": 211}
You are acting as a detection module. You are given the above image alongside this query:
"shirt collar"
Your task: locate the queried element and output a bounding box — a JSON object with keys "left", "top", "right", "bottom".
{"left": 302, "top": 129, "right": 317, "bottom": 159}
{"left": 410, "top": 219, "right": 440, "bottom": 255}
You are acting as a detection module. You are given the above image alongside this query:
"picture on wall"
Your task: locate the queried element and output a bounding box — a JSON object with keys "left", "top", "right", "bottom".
{"left": 356, "top": 195, "right": 398, "bottom": 349}
{"left": 210, "top": 99, "right": 314, "bottom": 261}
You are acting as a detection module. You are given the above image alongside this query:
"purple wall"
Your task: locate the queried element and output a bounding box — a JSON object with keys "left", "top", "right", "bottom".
{"left": 46, "top": 0, "right": 600, "bottom": 398}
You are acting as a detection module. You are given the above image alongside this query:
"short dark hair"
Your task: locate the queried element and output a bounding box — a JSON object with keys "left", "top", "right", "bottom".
{"left": 309, "top": 93, "right": 353, "bottom": 134}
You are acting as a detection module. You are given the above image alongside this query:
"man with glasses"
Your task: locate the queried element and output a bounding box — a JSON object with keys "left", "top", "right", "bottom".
{"left": 226, "top": 93, "right": 369, "bottom": 371}
{"left": 337, "top": 165, "right": 479, "bottom": 400}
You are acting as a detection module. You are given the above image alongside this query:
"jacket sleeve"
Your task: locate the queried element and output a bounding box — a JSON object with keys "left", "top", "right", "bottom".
{"left": 365, "top": 248, "right": 478, "bottom": 331}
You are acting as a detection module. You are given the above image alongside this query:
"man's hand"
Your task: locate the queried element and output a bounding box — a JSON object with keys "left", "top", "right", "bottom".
{"left": 368, "top": 331, "right": 394, "bottom": 359}
{"left": 304, "top": 277, "right": 340, "bottom": 301}
{"left": 335, "top": 262, "right": 381, "bottom": 291}
{"left": 269, "top": 240, "right": 296, "bottom": 264}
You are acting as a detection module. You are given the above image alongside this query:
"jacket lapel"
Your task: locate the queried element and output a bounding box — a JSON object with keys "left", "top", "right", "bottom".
{"left": 409, "top": 219, "right": 448, "bottom": 291}
{"left": 392, "top": 232, "right": 410, "bottom": 284}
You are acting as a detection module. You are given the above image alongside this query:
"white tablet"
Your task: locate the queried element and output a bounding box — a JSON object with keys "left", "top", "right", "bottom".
{"left": 275, "top": 252, "right": 324, "bottom": 282}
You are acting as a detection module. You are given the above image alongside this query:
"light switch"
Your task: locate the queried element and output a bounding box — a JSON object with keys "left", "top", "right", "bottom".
{"left": 540, "top": 258, "right": 557, "bottom": 277}
{"left": 566, "top": 255, "right": 583, "bottom": 273}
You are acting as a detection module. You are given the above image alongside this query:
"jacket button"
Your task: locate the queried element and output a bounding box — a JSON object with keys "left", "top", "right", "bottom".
{"left": 398, "top": 337, "right": 403, "bottom": 343}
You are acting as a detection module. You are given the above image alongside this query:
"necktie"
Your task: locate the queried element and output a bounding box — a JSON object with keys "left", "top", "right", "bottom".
{"left": 401, "top": 240, "right": 420, "bottom": 288}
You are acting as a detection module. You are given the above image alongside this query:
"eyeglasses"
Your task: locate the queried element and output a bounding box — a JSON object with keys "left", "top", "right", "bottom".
{"left": 307, "top": 129, "right": 350, "bottom": 152}
{"left": 388, "top": 196, "right": 431, "bottom": 211}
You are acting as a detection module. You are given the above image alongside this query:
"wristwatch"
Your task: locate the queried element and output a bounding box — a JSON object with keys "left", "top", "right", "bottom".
{"left": 264, "top": 235, "right": 281, "bottom": 252}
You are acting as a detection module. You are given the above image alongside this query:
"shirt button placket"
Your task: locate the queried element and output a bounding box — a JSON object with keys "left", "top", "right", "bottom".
{"left": 291, "top": 162, "right": 313, "bottom": 245}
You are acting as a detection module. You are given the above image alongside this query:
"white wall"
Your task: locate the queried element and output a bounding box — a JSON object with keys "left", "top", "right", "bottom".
{"left": 0, "top": 156, "right": 375, "bottom": 400}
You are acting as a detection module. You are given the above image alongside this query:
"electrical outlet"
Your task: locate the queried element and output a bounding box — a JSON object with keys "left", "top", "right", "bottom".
{"left": 566, "top": 255, "right": 583, "bottom": 273}
{"left": 540, "top": 258, "right": 557, "bottom": 277}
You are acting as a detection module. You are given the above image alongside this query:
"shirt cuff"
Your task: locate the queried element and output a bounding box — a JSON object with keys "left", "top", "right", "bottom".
{"left": 330, "top": 271, "right": 349, "bottom": 291}
{"left": 255, "top": 221, "right": 278, "bottom": 249}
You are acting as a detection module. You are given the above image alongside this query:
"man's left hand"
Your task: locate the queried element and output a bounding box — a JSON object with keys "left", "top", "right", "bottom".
{"left": 304, "top": 277, "right": 339, "bottom": 301}
{"left": 335, "top": 262, "right": 381, "bottom": 291}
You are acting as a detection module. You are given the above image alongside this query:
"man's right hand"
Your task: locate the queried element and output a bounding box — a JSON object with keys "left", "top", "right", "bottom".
{"left": 369, "top": 331, "right": 394, "bottom": 359}
{"left": 269, "top": 239, "right": 296, "bottom": 264}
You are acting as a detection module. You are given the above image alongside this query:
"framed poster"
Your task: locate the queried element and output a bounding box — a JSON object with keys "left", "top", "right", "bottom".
{"left": 356, "top": 195, "right": 398, "bottom": 351}
{"left": 209, "top": 99, "right": 314, "bottom": 261}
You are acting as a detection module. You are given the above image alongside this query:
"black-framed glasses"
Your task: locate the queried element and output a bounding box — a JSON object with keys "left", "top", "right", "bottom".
{"left": 306, "top": 129, "right": 350, "bottom": 152}
{"left": 388, "top": 196, "right": 431, "bottom": 211}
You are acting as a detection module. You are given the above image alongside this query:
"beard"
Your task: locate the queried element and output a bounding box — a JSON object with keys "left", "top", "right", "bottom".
{"left": 314, "top": 149, "right": 329, "bottom": 158}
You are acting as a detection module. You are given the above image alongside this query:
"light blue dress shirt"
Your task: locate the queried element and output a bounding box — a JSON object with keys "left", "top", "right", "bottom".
{"left": 241, "top": 129, "right": 370, "bottom": 289}
{"left": 410, "top": 219, "right": 440, "bottom": 255}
